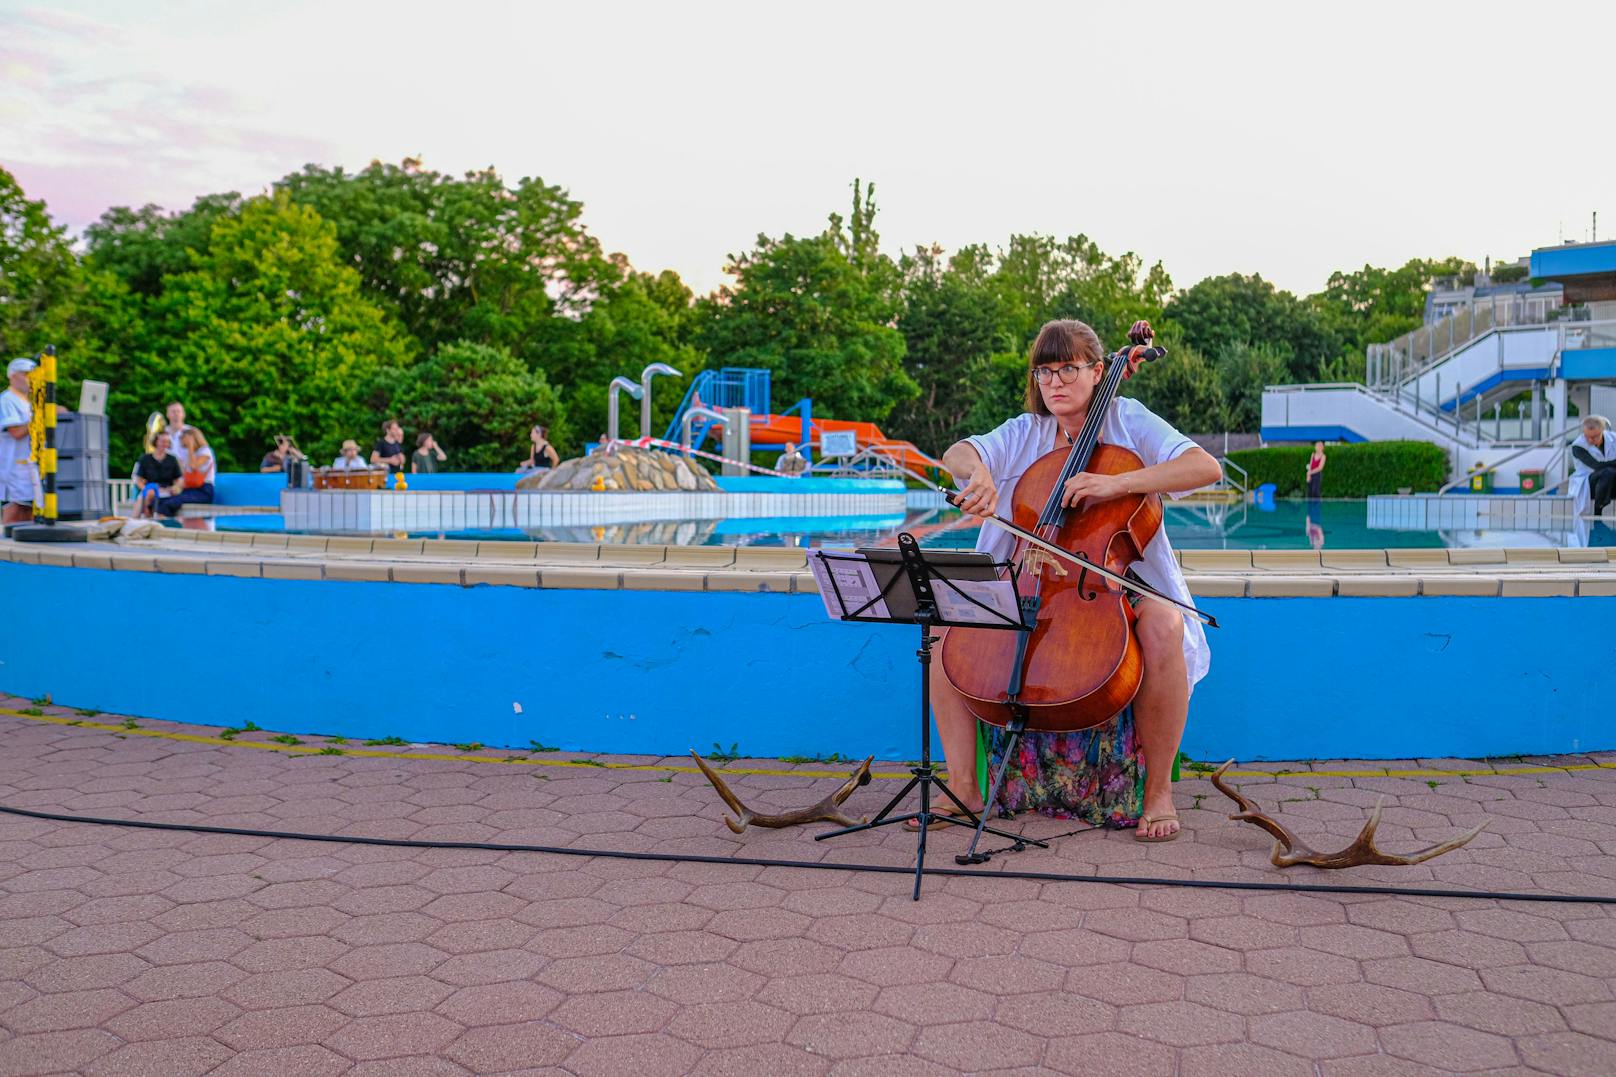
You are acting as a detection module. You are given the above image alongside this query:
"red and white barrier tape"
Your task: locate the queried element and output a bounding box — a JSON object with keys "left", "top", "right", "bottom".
{"left": 603, "top": 437, "right": 800, "bottom": 478}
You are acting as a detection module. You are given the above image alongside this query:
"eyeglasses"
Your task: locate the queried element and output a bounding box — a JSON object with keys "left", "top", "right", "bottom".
{"left": 1031, "top": 360, "right": 1101, "bottom": 385}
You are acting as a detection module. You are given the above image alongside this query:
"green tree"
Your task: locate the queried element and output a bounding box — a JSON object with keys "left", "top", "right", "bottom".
{"left": 136, "top": 192, "right": 412, "bottom": 468}
{"left": 382, "top": 341, "right": 564, "bottom": 471}
{"left": 1213, "top": 341, "right": 1288, "bottom": 432}
{"left": 83, "top": 194, "right": 244, "bottom": 299}
{"left": 1164, "top": 273, "right": 1341, "bottom": 383}
{"left": 0, "top": 167, "right": 85, "bottom": 357}
{"left": 888, "top": 244, "right": 1014, "bottom": 452}
{"left": 1308, "top": 257, "right": 1474, "bottom": 358}
{"left": 1125, "top": 344, "right": 1226, "bottom": 433}
{"left": 697, "top": 182, "right": 916, "bottom": 424}
{"left": 276, "top": 160, "right": 614, "bottom": 367}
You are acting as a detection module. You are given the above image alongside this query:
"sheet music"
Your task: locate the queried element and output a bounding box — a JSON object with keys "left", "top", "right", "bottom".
{"left": 933, "top": 577, "right": 1021, "bottom": 626}
{"left": 808, "top": 552, "right": 890, "bottom": 619}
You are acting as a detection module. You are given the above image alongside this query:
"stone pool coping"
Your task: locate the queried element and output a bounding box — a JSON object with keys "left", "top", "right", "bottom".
{"left": 2, "top": 531, "right": 1614, "bottom": 598}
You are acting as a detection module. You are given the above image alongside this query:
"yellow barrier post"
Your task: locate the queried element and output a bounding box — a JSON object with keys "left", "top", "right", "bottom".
{"left": 11, "top": 345, "right": 86, "bottom": 544}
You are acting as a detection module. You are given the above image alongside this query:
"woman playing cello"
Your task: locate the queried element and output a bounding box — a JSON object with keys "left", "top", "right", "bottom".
{"left": 936, "top": 319, "right": 1221, "bottom": 842}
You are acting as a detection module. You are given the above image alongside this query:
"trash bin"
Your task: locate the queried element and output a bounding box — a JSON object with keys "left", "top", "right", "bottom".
{"left": 1253, "top": 482, "right": 1277, "bottom": 510}
{"left": 1518, "top": 468, "right": 1544, "bottom": 494}
{"left": 1468, "top": 469, "right": 1494, "bottom": 493}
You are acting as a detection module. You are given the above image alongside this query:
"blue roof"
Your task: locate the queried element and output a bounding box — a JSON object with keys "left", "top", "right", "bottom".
{"left": 1530, "top": 241, "right": 1616, "bottom": 280}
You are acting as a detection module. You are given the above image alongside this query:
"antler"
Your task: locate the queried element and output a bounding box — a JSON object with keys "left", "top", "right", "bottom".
{"left": 1210, "top": 761, "right": 1487, "bottom": 869}
{"left": 690, "top": 752, "right": 873, "bottom": 833}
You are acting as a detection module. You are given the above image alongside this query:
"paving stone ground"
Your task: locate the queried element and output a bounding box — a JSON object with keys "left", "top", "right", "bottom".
{"left": 1, "top": 695, "right": 1615, "bottom": 1075}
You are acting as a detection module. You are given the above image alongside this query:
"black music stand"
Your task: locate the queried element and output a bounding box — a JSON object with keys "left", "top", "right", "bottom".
{"left": 810, "top": 532, "right": 1047, "bottom": 899}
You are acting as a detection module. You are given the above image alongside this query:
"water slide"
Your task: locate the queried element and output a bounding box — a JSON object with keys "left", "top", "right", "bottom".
{"left": 749, "top": 415, "right": 947, "bottom": 473}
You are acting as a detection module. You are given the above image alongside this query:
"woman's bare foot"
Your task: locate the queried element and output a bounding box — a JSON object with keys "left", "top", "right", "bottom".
{"left": 1136, "top": 792, "right": 1180, "bottom": 840}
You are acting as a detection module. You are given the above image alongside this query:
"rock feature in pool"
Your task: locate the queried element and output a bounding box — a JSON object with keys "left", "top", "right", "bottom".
{"left": 520, "top": 447, "right": 720, "bottom": 493}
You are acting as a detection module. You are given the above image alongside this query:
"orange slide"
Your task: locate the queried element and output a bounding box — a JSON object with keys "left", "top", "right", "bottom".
{"left": 748, "top": 415, "right": 947, "bottom": 474}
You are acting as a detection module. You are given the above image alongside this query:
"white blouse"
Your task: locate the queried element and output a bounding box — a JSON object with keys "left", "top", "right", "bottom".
{"left": 964, "top": 398, "right": 1212, "bottom": 691}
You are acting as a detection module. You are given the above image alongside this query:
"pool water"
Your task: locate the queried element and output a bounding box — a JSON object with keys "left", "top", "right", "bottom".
{"left": 210, "top": 499, "right": 1616, "bottom": 550}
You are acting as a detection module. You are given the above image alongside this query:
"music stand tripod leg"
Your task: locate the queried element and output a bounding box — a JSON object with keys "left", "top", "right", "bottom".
{"left": 957, "top": 715, "right": 1049, "bottom": 864}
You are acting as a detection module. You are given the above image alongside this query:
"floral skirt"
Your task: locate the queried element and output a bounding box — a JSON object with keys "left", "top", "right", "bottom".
{"left": 976, "top": 707, "right": 1143, "bottom": 829}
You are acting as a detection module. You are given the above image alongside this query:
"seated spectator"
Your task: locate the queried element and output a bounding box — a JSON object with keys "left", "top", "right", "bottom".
{"left": 133, "top": 431, "right": 182, "bottom": 518}
{"left": 411, "top": 432, "right": 447, "bottom": 474}
{"left": 331, "top": 440, "right": 369, "bottom": 471}
{"left": 1572, "top": 415, "right": 1616, "bottom": 517}
{"left": 371, "top": 419, "right": 406, "bottom": 474}
{"left": 260, "top": 435, "right": 304, "bottom": 473}
{"left": 157, "top": 428, "right": 217, "bottom": 517}
{"left": 777, "top": 441, "right": 809, "bottom": 477}
{"left": 522, "top": 424, "right": 560, "bottom": 470}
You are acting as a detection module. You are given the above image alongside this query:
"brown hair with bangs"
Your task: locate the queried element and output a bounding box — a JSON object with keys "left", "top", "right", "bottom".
{"left": 1024, "top": 319, "right": 1104, "bottom": 414}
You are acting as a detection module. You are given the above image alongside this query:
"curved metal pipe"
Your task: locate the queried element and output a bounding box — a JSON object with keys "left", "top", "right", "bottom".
{"left": 639, "top": 363, "right": 681, "bottom": 439}
{"left": 607, "top": 377, "right": 643, "bottom": 443}
{"left": 680, "top": 406, "right": 729, "bottom": 453}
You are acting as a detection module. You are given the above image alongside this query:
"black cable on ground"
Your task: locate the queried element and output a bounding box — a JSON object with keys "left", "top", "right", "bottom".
{"left": 4, "top": 803, "right": 1613, "bottom": 906}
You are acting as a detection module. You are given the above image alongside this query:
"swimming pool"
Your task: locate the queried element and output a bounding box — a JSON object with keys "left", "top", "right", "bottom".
{"left": 207, "top": 498, "right": 1616, "bottom": 550}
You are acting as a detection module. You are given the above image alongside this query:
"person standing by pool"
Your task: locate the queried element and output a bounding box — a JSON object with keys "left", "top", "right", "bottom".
{"left": 1, "top": 357, "right": 39, "bottom": 526}
{"left": 371, "top": 419, "right": 407, "bottom": 474}
{"left": 777, "top": 441, "right": 809, "bottom": 476}
{"left": 1571, "top": 415, "right": 1616, "bottom": 517}
{"left": 940, "top": 319, "right": 1221, "bottom": 842}
{"left": 411, "top": 432, "right": 447, "bottom": 474}
{"left": 522, "top": 425, "right": 560, "bottom": 470}
{"left": 1306, "top": 441, "right": 1327, "bottom": 501}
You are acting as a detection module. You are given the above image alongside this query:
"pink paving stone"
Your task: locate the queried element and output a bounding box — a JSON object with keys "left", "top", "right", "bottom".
{"left": 1191, "top": 914, "right": 1300, "bottom": 950}
{"left": 640, "top": 962, "right": 767, "bottom": 1007}
{"left": 1379, "top": 1020, "right": 1520, "bottom": 1070}
{"left": 232, "top": 934, "right": 349, "bottom": 974}
{"left": 63, "top": 894, "right": 173, "bottom": 926}
{"left": 333, "top": 885, "right": 438, "bottom": 916}
{"left": 1565, "top": 999, "right": 1616, "bottom": 1036}
{"left": 83, "top": 1035, "right": 234, "bottom": 1077}
{"left": 1248, "top": 946, "right": 1364, "bottom": 987}
{"left": 1132, "top": 938, "right": 1243, "bottom": 976}
{"left": 994, "top": 991, "right": 1115, "bottom": 1035}
{"left": 1479, "top": 963, "right": 1613, "bottom": 1005}
{"left": 611, "top": 901, "right": 715, "bottom": 934}
{"left": 122, "top": 959, "right": 247, "bottom": 1003}
{"left": 442, "top": 1022, "right": 579, "bottom": 1071}
{"left": 1, "top": 987, "right": 134, "bottom": 1033}
{"left": 838, "top": 945, "right": 954, "bottom": 988}
{"left": 514, "top": 896, "right": 617, "bottom": 929}
{"left": 1079, "top": 907, "right": 1188, "bottom": 942}
{"left": 222, "top": 968, "right": 351, "bottom": 1008}
{"left": 432, "top": 946, "right": 549, "bottom": 986}
{"left": 104, "top": 997, "right": 241, "bottom": 1042}
{"left": 1181, "top": 1041, "right": 1320, "bottom": 1077}
{"left": 328, "top": 941, "right": 447, "bottom": 981}
{"left": 563, "top": 1031, "right": 706, "bottom": 1077}
{"left": 664, "top": 1000, "right": 798, "bottom": 1049}
{"left": 325, "top": 1011, "right": 464, "bottom": 1060}
{"left": 24, "top": 952, "right": 149, "bottom": 994}
{"left": 426, "top": 918, "right": 534, "bottom": 955}
{"left": 1299, "top": 922, "right": 1412, "bottom": 960}
{"left": 532, "top": 922, "right": 638, "bottom": 958}
{"left": 1530, "top": 938, "right": 1616, "bottom": 977}
{"left": 911, "top": 1018, "right": 1043, "bottom": 1070}
{"left": 1243, "top": 892, "right": 1349, "bottom": 926}
{"left": 730, "top": 937, "right": 845, "bottom": 977}
{"left": 209, "top": 1044, "right": 353, "bottom": 1077}
{"left": 785, "top": 1011, "right": 917, "bottom": 1059}
{"left": 1249, "top": 1009, "right": 1378, "bottom": 1058}
{"left": 947, "top": 955, "right": 1066, "bottom": 995}
{"left": 418, "top": 891, "right": 524, "bottom": 922}
{"left": 1307, "top": 981, "right": 1435, "bottom": 1026}
{"left": 1183, "top": 971, "right": 1304, "bottom": 1016}
{"left": 346, "top": 1056, "right": 472, "bottom": 1077}
{"left": 1044, "top": 1030, "right": 1178, "bottom": 1076}
{"left": 548, "top": 989, "right": 679, "bottom": 1036}
{"left": 537, "top": 953, "right": 655, "bottom": 993}
{"left": 689, "top": 1042, "right": 831, "bottom": 1077}
{"left": 1407, "top": 928, "right": 1529, "bottom": 969}
{"left": 1436, "top": 990, "right": 1565, "bottom": 1036}
{"left": 435, "top": 981, "right": 563, "bottom": 1026}
{"left": 705, "top": 906, "right": 813, "bottom": 942}
{"left": 1346, "top": 899, "right": 1455, "bottom": 934}
{"left": 132, "top": 927, "right": 252, "bottom": 965}
{"left": 1116, "top": 999, "right": 1246, "bottom": 1047}
{"left": 1066, "top": 961, "right": 1184, "bottom": 1005}
{"left": 213, "top": 1003, "right": 349, "bottom": 1050}
{"left": 1017, "top": 926, "right": 1131, "bottom": 966}
{"left": 871, "top": 981, "right": 998, "bottom": 1026}
{"left": 806, "top": 913, "right": 916, "bottom": 951}
{"left": 1516, "top": 1030, "right": 1616, "bottom": 1076}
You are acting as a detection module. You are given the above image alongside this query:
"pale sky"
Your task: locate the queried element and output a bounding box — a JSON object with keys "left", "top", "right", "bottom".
{"left": 3, "top": 0, "right": 1611, "bottom": 298}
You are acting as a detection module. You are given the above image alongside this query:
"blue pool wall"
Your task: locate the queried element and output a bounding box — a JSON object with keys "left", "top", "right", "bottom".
{"left": 4, "top": 561, "right": 1610, "bottom": 761}
{"left": 215, "top": 473, "right": 901, "bottom": 508}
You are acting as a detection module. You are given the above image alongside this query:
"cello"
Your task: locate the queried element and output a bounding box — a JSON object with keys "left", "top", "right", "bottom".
{"left": 939, "top": 324, "right": 1213, "bottom": 735}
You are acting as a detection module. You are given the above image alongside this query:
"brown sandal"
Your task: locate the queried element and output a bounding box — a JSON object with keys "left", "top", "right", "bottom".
{"left": 903, "top": 807, "right": 980, "bottom": 832}
{"left": 1134, "top": 814, "right": 1181, "bottom": 843}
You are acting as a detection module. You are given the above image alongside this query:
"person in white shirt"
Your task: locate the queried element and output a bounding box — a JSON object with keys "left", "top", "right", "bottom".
{"left": 330, "top": 440, "right": 369, "bottom": 470}
{"left": 1570, "top": 415, "right": 1616, "bottom": 518}
{"left": 164, "top": 401, "right": 193, "bottom": 471}
{"left": 939, "top": 320, "right": 1221, "bottom": 843}
{"left": 1, "top": 357, "right": 39, "bottom": 525}
{"left": 155, "top": 428, "right": 217, "bottom": 517}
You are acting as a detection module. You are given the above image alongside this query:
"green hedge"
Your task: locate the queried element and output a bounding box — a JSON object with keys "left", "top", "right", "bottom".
{"left": 1226, "top": 440, "right": 1449, "bottom": 497}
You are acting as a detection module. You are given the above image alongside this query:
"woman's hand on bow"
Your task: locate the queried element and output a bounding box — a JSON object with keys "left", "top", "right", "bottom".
{"left": 955, "top": 468, "right": 999, "bottom": 518}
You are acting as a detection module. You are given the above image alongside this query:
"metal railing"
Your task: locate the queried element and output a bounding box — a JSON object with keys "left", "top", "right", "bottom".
{"left": 1219, "top": 456, "right": 1248, "bottom": 497}
{"left": 1436, "top": 421, "right": 1584, "bottom": 495}
{"left": 1265, "top": 382, "right": 1488, "bottom": 448}
{"left": 1366, "top": 294, "right": 1564, "bottom": 390}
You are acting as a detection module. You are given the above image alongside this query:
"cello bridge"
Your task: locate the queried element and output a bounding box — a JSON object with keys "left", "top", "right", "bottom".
{"left": 1020, "top": 546, "right": 1067, "bottom": 580}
